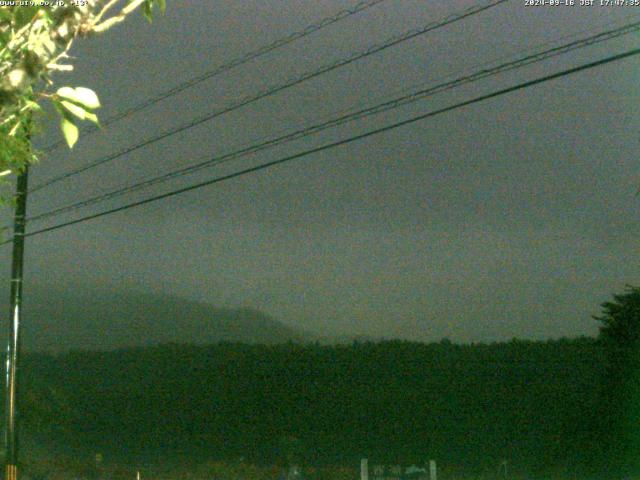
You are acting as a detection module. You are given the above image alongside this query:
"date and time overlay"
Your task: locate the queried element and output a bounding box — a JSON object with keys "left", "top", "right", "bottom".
{"left": 0, "top": 0, "right": 638, "bottom": 7}
{"left": 526, "top": 0, "right": 639, "bottom": 6}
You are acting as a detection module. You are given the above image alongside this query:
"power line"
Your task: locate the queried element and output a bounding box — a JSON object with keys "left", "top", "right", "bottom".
{"left": 40, "top": 0, "right": 390, "bottom": 154}
{"left": 28, "top": 20, "right": 640, "bottom": 222}
{"left": 353, "top": 12, "right": 640, "bottom": 118}
{"left": 10, "top": 46, "right": 639, "bottom": 243}
{"left": 25, "top": 20, "right": 640, "bottom": 224}
{"left": 30, "top": 0, "right": 508, "bottom": 194}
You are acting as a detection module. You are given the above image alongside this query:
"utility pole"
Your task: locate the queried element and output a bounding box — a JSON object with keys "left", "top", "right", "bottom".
{"left": 4, "top": 166, "right": 29, "bottom": 480}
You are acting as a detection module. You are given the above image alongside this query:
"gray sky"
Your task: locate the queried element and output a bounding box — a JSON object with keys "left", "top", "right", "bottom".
{"left": 1, "top": 0, "right": 638, "bottom": 344}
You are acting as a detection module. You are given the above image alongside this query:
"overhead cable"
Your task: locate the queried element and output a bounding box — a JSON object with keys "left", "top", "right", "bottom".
{"left": 40, "top": 0, "right": 391, "bottom": 153}
{"left": 26, "top": 20, "right": 640, "bottom": 224}
{"left": 11, "top": 46, "right": 639, "bottom": 242}
{"left": 30, "top": 0, "right": 508, "bottom": 193}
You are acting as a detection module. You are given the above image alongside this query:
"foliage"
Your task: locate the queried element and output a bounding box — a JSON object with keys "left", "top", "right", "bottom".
{"left": 10, "top": 338, "right": 604, "bottom": 477}
{"left": 595, "top": 285, "right": 640, "bottom": 348}
{"left": 592, "top": 285, "right": 640, "bottom": 475}
{"left": 0, "top": 0, "right": 166, "bottom": 187}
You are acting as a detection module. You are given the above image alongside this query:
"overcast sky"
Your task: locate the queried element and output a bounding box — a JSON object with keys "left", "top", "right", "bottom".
{"left": 0, "top": 0, "right": 637, "bottom": 344}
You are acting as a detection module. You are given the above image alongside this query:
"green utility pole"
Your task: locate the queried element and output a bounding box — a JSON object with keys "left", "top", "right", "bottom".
{"left": 4, "top": 166, "right": 29, "bottom": 480}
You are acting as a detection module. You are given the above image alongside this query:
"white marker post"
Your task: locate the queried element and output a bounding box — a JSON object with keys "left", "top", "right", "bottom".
{"left": 361, "top": 458, "right": 369, "bottom": 480}
{"left": 429, "top": 460, "right": 436, "bottom": 480}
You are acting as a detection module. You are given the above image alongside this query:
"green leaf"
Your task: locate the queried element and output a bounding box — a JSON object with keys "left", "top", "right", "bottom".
{"left": 24, "top": 100, "right": 42, "bottom": 112}
{"left": 84, "top": 111, "right": 100, "bottom": 126}
{"left": 0, "top": 132, "right": 30, "bottom": 172}
{"left": 56, "top": 87, "right": 101, "bottom": 110}
{"left": 73, "top": 87, "right": 100, "bottom": 109}
{"left": 61, "top": 118, "right": 78, "bottom": 149}
{"left": 58, "top": 99, "right": 99, "bottom": 126}
{"left": 41, "top": 36, "right": 57, "bottom": 56}
{"left": 60, "top": 100, "right": 88, "bottom": 121}
{"left": 155, "top": 0, "right": 166, "bottom": 14}
{"left": 143, "top": 0, "right": 153, "bottom": 22}
{"left": 13, "top": 7, "right": 39, "bottom": 29}
{"left": 0, "top": 9, "right": 13, "bottom": 27}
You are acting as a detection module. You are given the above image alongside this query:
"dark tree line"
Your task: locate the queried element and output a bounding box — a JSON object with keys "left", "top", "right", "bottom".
{"left": 15, "top": 339, "right": 601, "bottom": 474}
{"left": 6, "top": 286, "right": 640, "bottom": 479}
{"left": 591, "top": 285, "right": 640, "bottom": 476}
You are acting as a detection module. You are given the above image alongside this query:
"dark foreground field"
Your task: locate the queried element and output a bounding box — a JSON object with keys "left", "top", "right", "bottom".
{"left": 8, "top": 331, "right": 640, "bottom": 480}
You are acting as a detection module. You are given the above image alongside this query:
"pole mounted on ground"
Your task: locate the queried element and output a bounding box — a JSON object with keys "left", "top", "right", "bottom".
{"left": 4, "top": 164, "right": 29, "bottom": 480}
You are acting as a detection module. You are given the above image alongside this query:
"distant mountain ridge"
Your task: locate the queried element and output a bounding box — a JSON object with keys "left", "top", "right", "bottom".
{"left": 0, "top": 285, "right": 313, "bottom": 352}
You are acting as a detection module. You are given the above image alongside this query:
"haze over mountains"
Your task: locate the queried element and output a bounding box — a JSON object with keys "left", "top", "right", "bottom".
{"left": 0, "top": 282, "right": 595, "bottom": 352}
{"left": 0, "top": 284, "right": 319, "bottom": 352}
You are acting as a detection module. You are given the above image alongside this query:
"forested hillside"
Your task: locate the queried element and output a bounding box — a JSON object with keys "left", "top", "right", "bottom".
{"left": 16, "top": 338, "right": 603, "bottom": 477}
{"left": 4, "top": 287, "right": 312, "bottom": 352}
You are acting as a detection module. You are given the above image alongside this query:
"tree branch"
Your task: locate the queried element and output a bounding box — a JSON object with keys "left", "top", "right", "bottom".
{"left": 93, "top": 0, "right": 122, "bottom": 25}
{"left": 92, "top": 0, "right": 146, "bottom": 33}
